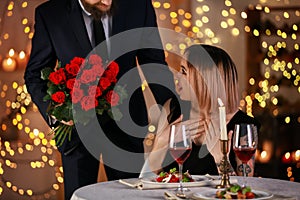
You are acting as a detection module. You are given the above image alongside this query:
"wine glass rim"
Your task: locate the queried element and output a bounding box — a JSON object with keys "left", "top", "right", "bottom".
{"left": 235, "top": 123, "right": 255, "bottom": 126}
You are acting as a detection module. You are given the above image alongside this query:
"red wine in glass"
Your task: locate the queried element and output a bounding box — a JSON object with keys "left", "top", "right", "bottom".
{"left": 169, "top": 123, "right": 192, "bottom": 198}
{"left": 170, "top": 147, "right": 192, "bottom": 165}
{"left": 234, "top": 147, "right": 256, "bottom": 163}
{"left": 233, "top": 123, "right": 258, "bottom": 186}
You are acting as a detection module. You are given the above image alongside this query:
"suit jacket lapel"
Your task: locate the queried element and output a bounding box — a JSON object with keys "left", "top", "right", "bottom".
{"left": 112, "top": 0, "right": 127, "bottom": 35}
{"left": 68, "top": 0, "right": 92, "bottom": 54}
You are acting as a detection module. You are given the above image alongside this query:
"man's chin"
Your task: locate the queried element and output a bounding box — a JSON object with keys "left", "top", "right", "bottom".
{"left": 90, "top": 10, "right": 106, "bottom": 20}
{"left": 96, "top": 5, "right": 111, "bottom": 12}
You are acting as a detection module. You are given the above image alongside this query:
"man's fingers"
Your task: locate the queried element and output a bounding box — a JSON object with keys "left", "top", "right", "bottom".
{"left": 61, "top": 120, "right": 74, "bottom": 126}
{"left": 188, "top": 125, "right": 205, "bottom": 136}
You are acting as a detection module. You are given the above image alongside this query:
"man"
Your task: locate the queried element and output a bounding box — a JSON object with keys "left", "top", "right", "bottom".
{"left": 24, "top": 0, "right": 175, "bottom": 199}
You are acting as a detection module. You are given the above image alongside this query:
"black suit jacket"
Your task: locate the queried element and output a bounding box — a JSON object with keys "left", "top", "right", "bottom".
{"left": 25, "top": 0, "right": 174, "bottom": 171}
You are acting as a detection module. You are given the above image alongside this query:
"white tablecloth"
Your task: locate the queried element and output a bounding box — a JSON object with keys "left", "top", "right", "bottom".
{"left": 71, "top": 176, "right": 300, "bottom": 200}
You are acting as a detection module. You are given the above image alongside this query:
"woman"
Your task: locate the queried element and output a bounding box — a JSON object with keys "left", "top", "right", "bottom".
{"left": 145, "top": 44, "right": 260, "bottom": 176}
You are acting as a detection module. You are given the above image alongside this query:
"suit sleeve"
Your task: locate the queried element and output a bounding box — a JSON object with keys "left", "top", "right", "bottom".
{"left": 24, "top": 7, "right": 57, "bottom": 125}
{"left": 136, "top": 0, "right": 166, "bottom": 66}
{"left": 136, "top": 0, "right": 176, "bottom": 106}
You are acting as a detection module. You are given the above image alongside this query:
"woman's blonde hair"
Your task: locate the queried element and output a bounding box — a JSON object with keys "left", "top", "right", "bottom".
{"left": 184, "top": 44, "right": 239, "bottom": 116}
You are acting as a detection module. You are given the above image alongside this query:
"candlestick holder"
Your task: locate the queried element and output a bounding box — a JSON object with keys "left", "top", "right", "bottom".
{"left": 216, "top": 139, "right": 232, "bottom": 189}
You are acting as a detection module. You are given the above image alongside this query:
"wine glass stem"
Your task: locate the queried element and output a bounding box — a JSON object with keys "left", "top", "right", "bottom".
{"left": 242, "top": 163, "right": 248, "bottom": 186}
{"left": 178, "top": 163, "right": 184, "bottom": 192}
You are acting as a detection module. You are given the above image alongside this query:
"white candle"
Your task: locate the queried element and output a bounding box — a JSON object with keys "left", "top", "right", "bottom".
{"left": 217, "top": 98, "right": 228, "bottom": 140}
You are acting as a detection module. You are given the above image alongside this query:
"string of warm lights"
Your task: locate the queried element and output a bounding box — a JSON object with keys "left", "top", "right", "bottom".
{"left": 1, "top": 0, "right": 65, "bottom": 198}
{"left": 0, "top": 81, "right": 63, "bottom": 199}
{"left": 1, "top": 175, "right": 60, "bottom": 200}
{"left": 242, "top": 5, "right": 300, "bottom": 115}
{"left": 242, "top": 4, "right": 300, "bottom": 181}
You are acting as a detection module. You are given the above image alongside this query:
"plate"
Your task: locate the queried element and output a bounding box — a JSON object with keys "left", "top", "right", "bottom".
{"left": 140, "top": 175, "right": 214, "bottom": 189}
{"left": 192, "top": 188, "right": 273, "bottom": 200}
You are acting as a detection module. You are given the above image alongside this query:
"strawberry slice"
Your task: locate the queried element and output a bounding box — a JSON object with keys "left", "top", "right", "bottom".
{"left": 245, "top": 192, "right": 255, "bottom": 199}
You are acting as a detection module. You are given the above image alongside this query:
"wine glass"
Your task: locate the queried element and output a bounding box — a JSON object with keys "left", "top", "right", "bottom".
{"left": 233, "top": 123, "right": 258, "bottom": 186}
{"left": 169, "top": 123, "right": 192, "bottom": 198}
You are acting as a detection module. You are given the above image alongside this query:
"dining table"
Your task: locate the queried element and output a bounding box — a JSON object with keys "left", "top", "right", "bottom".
{"left": 70, "top": 176, "right": 300, "bottom": 200}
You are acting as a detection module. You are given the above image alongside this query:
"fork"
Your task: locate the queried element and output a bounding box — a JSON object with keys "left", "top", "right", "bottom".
{"left": 164, "top": 191, "right": 182, "bottom": 200}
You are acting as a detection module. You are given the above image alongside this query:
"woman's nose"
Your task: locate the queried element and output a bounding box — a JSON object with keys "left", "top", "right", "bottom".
{"left": 174, "top": 71, "right": 181, "bottom": 78}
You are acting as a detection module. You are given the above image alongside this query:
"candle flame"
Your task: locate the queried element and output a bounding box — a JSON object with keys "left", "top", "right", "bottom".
{"left": 217, "top": 98, "right": 224, "bottom": 107}
{"left": 9, "top": 49, "right": 15, "bottom": 57}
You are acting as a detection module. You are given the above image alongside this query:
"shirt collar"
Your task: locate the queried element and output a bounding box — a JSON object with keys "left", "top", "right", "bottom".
{"left": 78, "top": 0, "right": 91, "bottom": 16}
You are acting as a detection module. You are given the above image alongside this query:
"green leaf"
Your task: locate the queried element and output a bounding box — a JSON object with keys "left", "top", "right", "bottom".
{"left": 159, "top": 171, "right": 166, "bottom": 177}
{"left": 51, "top": 104, "right": 72, "bottom": 122}
{"left": 182, "top": 176, "right": 190, "bottom": 182}
{"left": 108, "top": 108, "right": 123, "bottom": 121}
{"left": 242, "top": 186, "right": 251, "bottom": 194}
{"left": 73, "top": 109, "right": 94, "bottom": 126}
{"left": 169, "top": 168, "right": 177, "bottom": 174}
{"left": 97, "top": 99, "right": 107, "bottom": 106}
{"left": 230, "top": 184, "right": 241, "bottom": 193}
{"left": 96, "top": 108, "right": 104, "bottom": 115}
{"left": 43, "top": 94, "right": 51, "bottom": 101}
{"left": 114, "top": 85, "right": 128, "bottom": 104}
{"left": 47, "top": 84, "right": 59, "bottom": 96}
{"left": 41, "top": 67, "right": 53, "bottom": 80}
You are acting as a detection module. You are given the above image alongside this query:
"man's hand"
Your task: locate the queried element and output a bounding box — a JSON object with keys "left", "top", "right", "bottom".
{"left": 50, "top": 115, "right": 74, "bottom": 126}
{"left": 181, "top": 119, "right": 206, "bottom": 145}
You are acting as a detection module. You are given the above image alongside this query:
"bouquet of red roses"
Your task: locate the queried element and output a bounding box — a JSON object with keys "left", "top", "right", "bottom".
{"left": 41, "top": 54, "right": 127, "bottom": 146}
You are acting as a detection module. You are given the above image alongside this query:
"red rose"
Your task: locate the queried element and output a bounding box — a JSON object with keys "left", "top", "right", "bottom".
{"left": 66, "top": 78, "right": 75, "bottom": 90}
{"left": 49, "top": 68, "right": 66, "bottom": 85}
{"left": 89, "top": 54, "right": 103, "bottom": 65}
{"left": 99, "top": 77, "right": 111, "bottom": 90}
{"left": 70, "top": 57, "right": 85, "bottom": 66}
{"left": 104, "top": 69, "right": 117, "bottom": 81}
{"left": 80, "top": 69, "right": 97, "bottom": 84}
{"left": 109, "top": 77, "right": 117, "bottom": 84}
{"left": 51, "top": 91, "right": 66, "bottom": 104}
{"left": 81, "top": 96, "right": 98, "bottom": 111}
{"left": 71, "top": 87, "right": 84, "bottom": 104}
{"left": 66, "top": 63, "right": 80, "bottom": 77}
{"left": 73, "top": 79, "right": 81, "bottom": 89}
{"left": 108, "top": 61, "right": 119, "bottom": 74}
{"left": 104, "top": 61, "right": 119, "bottom": 80}
{"left": 91, "top": 64, "right": 105, "bottom": 77}
{"left": 105, "top": 90, "right": 119, "bottom": 106}
{"left": 88, "top": 85, "right": 102, "bottom": 97}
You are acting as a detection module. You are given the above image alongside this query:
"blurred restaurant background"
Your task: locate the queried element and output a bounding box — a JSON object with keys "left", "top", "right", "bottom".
{"left": 0, "top": 0, "right": 299, "bottom": 199}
